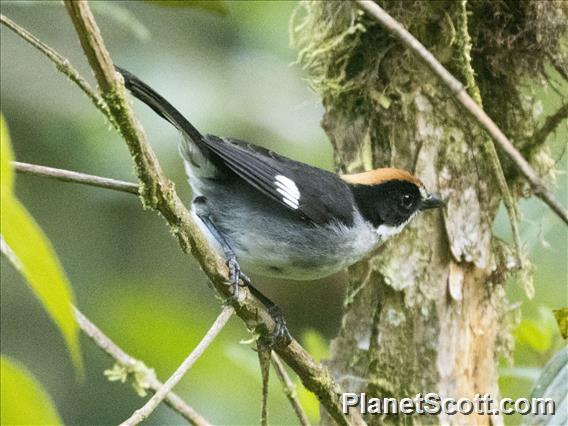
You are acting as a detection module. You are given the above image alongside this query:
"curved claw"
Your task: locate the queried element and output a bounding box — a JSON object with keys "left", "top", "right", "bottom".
{"left": 258, "top": 305, "right": 292, "bottom": 350}
{"left": 223, "top": 259, "right": 291, "bottom": 349}
{"left": 227, "top": 257, "right": 250, "bottom": 301}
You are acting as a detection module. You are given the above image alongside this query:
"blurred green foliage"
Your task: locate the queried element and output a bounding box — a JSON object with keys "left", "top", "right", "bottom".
{"left": 0, "top": 1, "right": 566, "bottom": 425}
{"left": 0, "top": 356, "right": 62, "bottom": 425}
{"left": 553, "top": 307, "right": 568, "bottom": 339}
{"left": 515, "top": 307, "right": 559, "bottom": 356}
{"left": 1, "top": 115, "right": 82, "bottom": 374}
{"left": 495, "top": 74, "right": 568, "bottom": 425}
{"left": 145, "top": 0, "right": 227, "bottom": 16}
{"left": 1, "top": 115, "right": 14, "bottom": 190}
{"left": 298, "top": 329, "right": 331, "bottom": 423}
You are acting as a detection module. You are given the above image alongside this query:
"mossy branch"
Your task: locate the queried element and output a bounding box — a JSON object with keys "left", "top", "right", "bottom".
{"left": 258, "top": 348, "right": 271, "bottom": 426}
{"left": 272, "top": 352, "right": 311, "bottom": 426}
{"left": 56, "top": 2, "right": 362, "bottom": 425}
{"left": 0, "top": 13, "right": 114, "bottom": 127}
{"left": 455, "top": 0, "right": 523, "bottom": 269}
{"left": 74, "top": 307, "right": 210, "bottom": 425}
{"left": 355, "top": 0, "right": 568, "bottom": 225}
{"left": 546, "top": 51, "right": 568, "bottom": 81}
{"left": 14, "top": 160, "right": 311, "bottom": 426}
{"left": 1, "top": 233, "right": 205, "bottom": 424}
{"left": 120, "top": 307, "right": 234, "bottom": 425}
{"left": 13, "top": 161, "right": 139, "bottom": 195}
{"left": 0, "top": 6, "right": 361, "bottom": 425}
{"left": 524, "top": 103, "right": 568, "bottom": 158}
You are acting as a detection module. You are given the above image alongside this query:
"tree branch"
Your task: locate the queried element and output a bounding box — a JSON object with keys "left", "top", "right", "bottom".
{"left": 13, "top": 161, "right": 139, "bottom": 195}
{"left": 0, "top": 13, "right": 114, "bottom": 126}
{"left": 525, "top": 103, "right": 568, "bottom": 157}
{"left": 120, "top": 306, "right": 234, "bottom": 426}
{"left": 0, "top": 240, "right": 206, "bottom": 424}
{"left": 74, "top": 307, "right": 210, "bottom": 426}
{"left": 11, "top": 157, "right": 362, "bottom": 425}
{"left": 271, "top": 352, "right": 310, "bottom": 426}
{"left": 258, "top": 348, "right": 271, "bottom": 426}
{"left": 455, "top": 0, "right": 523, "bottom": 268}
{"left": 546, "top": 51, "right": 568, "bottom": 81}
{"left": 62, "top": 2, "right": 362, "bottom": 424}
{"left": 355, "top": 0, "right": 568, "bottom": 225}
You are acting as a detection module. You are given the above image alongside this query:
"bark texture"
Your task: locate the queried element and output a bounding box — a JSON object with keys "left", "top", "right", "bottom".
{"left": 293, "top": 1, "right": 566, "bottom": 424}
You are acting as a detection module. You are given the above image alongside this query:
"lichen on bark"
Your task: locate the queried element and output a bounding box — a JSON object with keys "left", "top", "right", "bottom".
{"left": 292, "top": 1, "right": 566, "bottom": 424}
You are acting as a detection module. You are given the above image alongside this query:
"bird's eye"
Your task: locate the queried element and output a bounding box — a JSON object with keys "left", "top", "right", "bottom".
{"left": 400, "top": 194, "right": 413, "bottom": 209}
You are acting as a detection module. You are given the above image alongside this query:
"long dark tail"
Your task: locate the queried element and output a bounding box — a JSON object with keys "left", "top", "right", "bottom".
{"left": 115, "top": 66, "right": 205, "bottom": 146}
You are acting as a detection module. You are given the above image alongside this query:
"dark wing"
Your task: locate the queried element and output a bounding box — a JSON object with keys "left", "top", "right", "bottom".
{"left": 115, "top": 66, "right": 354, "bottom": 225}
{"left": 203, "top": 136, "right": 355, "bottom": 225}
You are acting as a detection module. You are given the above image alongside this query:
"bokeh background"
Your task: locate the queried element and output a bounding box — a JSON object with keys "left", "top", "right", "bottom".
{"left": 1, "top": 1, "right": 566, "bottom": 425}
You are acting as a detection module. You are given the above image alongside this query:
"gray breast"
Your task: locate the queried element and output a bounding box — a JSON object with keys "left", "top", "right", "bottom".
{"left": 191, "top": 177, "right": 379, "bottom": 280}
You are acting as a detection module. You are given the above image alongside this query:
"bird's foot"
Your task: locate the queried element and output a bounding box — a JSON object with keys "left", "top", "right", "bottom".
{"left": 226, "top": 256, "right": 251, "bottom": 302}
{"left": 258, "top": 304, "right": 292, "bottom": 351}
{"left": 224, "top": 259, "right": 291, "bottom": 349}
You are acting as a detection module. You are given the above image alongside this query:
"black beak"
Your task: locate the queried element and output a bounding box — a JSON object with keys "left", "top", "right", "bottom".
{"left": 420, "top": 193, "right": 445, "bottom": 210}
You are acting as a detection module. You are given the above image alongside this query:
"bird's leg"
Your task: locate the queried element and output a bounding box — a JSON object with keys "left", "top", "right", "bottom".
{"left": 248, "top": 283, "right": 292, "bottom": 349}
{"left": 195, "top": 211, "right": 249, "bottom": 300}
{"left": 194, "top": 197, "right": 291, "bottom": 349}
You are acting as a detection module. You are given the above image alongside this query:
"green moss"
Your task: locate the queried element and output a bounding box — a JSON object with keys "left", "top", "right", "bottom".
{"left": 467, "top": 0, "right": 566, "bottom": 180}
{"left": 291, "top": 2, "right": 367, "bottom": 106}
{"left": 295, "top": 3, "right": 564, "bottom": 414}
{"left": 294, "top": 0, "right": 566, "bottom": 182}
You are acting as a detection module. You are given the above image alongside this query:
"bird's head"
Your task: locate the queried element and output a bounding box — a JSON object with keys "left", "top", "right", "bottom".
{"left": 342, "top": 168, "right": 444, "bottom": 237}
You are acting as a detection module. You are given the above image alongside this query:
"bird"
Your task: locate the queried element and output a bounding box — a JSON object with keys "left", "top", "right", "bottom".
{"left": 116, "top": 67, "right": 444, "bottom": 346}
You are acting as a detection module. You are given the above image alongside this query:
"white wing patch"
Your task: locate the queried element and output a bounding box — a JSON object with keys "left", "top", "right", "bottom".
{"left": 274, "top": 175, "right": 300, "bottom": 210}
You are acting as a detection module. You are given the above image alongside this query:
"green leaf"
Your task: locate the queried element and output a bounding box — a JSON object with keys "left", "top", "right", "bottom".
{"left": 296, "top": 329, "right": 330, "bottom": 423}
{"left": 297, "top": 381, "right": 320, "bottom": 424}
{"left": 145, "top": 0, "right": 227, "bottom": 15}
{"left": 553, "top": 307, "right": 568, "bottom": 339}
{"left": 515, "top": 319, "right": 553, "bottom": 354}
{"left": 515, "top": 306, "right": 558, "bottom": 355}
{"left": 1, "top": 196, "right": 83, "bottom": 374}
{"left": 0, "top": 356, "right": 63, "bottom": 425}
{"left": 1, "top": 115, "right": 14, "bottom": 193}
{"left": 0, "top": 115, "right": 82, "bottom": 375}
{"left": 301, "top": 328, "right": 329, "bottom": 363}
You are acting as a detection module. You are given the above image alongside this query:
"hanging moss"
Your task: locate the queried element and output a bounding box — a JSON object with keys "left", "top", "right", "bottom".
{"left": 292, "top": 0, "right": 566, "bottom": 186}
{"left": 467, "top": 0, "right": 567, "bottom": 182}
{"left": 293, "top": 2, "right": 565, "bottom": 421}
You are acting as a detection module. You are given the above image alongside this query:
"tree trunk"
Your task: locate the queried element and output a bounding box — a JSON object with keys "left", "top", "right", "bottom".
{"left": 292, "top": 1, "right": 566, "bottom": 424}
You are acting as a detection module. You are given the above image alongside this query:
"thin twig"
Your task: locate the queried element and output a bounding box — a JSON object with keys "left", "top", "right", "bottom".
{"left": 525, "top": 103, "right": 568, "bottom": 157}
{"left": 12, "top": 156, "right": 361, "bottom": 425}
{"left": 13, "top": 161, "right": 139, "bottom": 195}
{"left": 546, "top": 52, "right": 568, "bottom": 82}
{"left": 63, "top": 2, "right": 363, "bottom": 425}
{"left": 355, "top": 0, "right": 568, "bottom": 225}
{"left": 120, "top": 307, "right": 234, "bottom": 426}
{"left": 455, "top": 0, "right": 523, "bottom": 268}
{"left": 74, "top": 307, "right": 210, "bottom": 426}
{"left": 0, "top": 13, "right": 115, "bottom": 126}
{"left": 1, "top": 237, "right": 22, "bottom": 273}
{"left": 271, "top": 352, "right": 310, "bottom": 426}
{"left": 0, "top": 241, "right": 207, "bottom": 425}
{"left": 258, "top": 348, "right": 271, "bottom": 426}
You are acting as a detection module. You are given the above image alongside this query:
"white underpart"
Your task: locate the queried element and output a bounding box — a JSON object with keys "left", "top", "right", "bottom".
{"left": 376, "top": 213, "right": 417, "bottom": 242}
{"left": 274, "top": 175, "right": 300, "bottom": 209}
